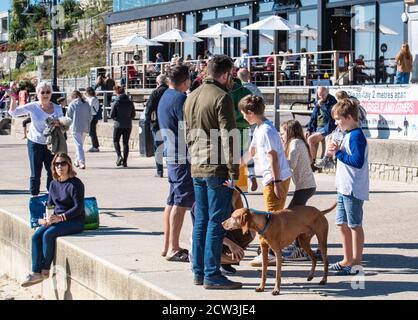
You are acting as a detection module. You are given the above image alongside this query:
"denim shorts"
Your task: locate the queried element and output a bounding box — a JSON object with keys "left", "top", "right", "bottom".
{"left": 166, "top": 163, "right": 195, "bottom": 208}
{"left": 336, "top": 192, "right": 364, "bottom": 228}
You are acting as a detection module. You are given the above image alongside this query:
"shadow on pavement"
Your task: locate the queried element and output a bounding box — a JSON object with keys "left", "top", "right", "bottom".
{"left": 81, "top": 227, "right": 163, "bottom": 236}
{"left": 100, "top": 207, "right": 165, "bottom": 212}
{"left": 0, "top": 189, "right": 31, "bottom": 195}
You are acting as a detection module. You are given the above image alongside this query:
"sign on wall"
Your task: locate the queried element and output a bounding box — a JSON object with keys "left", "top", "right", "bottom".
{"left": 330, "top": 85, "right": 418, "bottom": 140}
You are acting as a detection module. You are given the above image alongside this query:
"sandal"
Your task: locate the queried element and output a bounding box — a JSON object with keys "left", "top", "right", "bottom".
{"left": 166, "top": 249, "right": 189, "bottom": 262}
{"left": 329, "top": 262, "right": 344, "bottom": 271}
{"left": 334, "top": 265, "right": 357, "bottom": 276}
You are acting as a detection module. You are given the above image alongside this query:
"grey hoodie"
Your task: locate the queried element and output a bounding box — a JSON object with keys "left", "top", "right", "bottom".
{"left": 67, "top": 98, "right": 92, "bottom": 133}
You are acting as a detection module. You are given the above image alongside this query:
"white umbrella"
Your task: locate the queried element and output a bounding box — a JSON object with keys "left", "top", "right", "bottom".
{"left": 355, "top": 19, "right": 398, "bottom": 35}
{"left": 112, "top": 33, "right": 162, "bottom": 47}
{"left": 289, "top": 25, "right": 318, "bottom": 50}
{"left": 194, "top": 23, "right": 247, "bottom": 53}
{"left": 243, "top": 15, "right": 303, "bottom": 31}
{"left": 151, "top": 29, "right": 203, "bottom": 43}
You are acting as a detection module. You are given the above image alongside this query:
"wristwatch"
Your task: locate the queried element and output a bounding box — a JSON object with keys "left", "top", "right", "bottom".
{"left": 272, "top": 179, "right": 282, "bottom": 184}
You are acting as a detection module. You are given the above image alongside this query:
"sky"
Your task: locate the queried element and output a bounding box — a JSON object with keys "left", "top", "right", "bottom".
{"left": 0, "top": 0, "right": 11, "bottom": 12}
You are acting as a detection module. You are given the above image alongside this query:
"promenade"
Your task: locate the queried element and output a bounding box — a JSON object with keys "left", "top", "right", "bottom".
{"left": 1, "top": 134, "right": 418, "bottom": 300}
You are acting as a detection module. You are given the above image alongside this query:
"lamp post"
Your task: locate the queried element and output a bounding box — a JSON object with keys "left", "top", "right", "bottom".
{"left": 23, "top": 0, "right": 61, "bottom": 90}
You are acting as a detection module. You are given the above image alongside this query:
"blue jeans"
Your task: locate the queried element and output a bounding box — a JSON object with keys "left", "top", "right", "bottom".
{"left": 27, "top": 139, "right": 53, "bottom": 196}
{"left": 31, "top": 220, "right": 84, "bottom": 273}
{"left": 336, "top": 192, "right": 364, "bottom": 228}
{"left": 395, "top": 72, "right": 410, "bottom": 84}
{"left": 192, "top": 177, "right": 233, "bottom": 280}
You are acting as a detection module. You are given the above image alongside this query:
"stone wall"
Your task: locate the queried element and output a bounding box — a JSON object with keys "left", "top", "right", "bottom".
{"left": 9, "top": 118, "right": 418, "bottom": 184}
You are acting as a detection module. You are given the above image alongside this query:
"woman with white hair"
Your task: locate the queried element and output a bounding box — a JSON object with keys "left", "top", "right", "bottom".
{"left": 8, "top": 81, "right": 63, "bottom": 196}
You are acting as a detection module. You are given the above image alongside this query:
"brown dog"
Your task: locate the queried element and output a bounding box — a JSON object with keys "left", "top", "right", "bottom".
{"left": 222, "top": 203, "right": 337, "bottom": 295}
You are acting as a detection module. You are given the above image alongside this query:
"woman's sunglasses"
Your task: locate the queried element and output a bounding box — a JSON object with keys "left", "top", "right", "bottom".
{"left": 54, "top": 161, "right": 68, "bottom": 168}
{"left": 40, "top": 91, "right": 51, "bottom": 95}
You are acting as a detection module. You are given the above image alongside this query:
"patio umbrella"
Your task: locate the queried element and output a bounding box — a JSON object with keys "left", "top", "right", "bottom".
{"left": 243, "top": 15, "right": 303, "bottom": 32}
{"left": 151, "top": 28, "right": 203, "bottom": 43}
{"left": 289, "top": 25, "right": 318, "bottom": 50}
{"left": 194, "top": 23, "right": 247, "bottom": 53}
{"left": 354, "top": 19, "right": 399, "bottom": 35}
{"left": 112, "top": 33, "right": 162, "bottom": 47}
{"left": 151, "top": 29, "right": 202, "bottom": 58}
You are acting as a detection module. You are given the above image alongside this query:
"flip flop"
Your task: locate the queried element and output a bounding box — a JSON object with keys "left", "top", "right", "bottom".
{"left": 334, "top": 266, "right": 358, "bottom": 276}
{"left": 166, "top": 249, "right": 189, "bottom": 262}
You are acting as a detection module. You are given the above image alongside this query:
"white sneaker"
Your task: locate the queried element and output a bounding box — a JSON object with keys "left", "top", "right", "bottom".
{"left": 21, "top": 273, "right": 44, "bottom": 287}
{"left": 250, "top": 253, "right": 276, "bottom": 267}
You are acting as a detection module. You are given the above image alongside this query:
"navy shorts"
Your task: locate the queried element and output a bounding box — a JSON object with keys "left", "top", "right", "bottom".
{"left": 167, "top": 163, "right": 195, "bottom": 208}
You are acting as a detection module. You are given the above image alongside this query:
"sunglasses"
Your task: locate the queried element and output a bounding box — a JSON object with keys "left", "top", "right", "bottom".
{"left": 40, "top": 91, "right": 51, "bottom": 95}
{"left": 54, "top": 161, "right": 68, "bottom": 168}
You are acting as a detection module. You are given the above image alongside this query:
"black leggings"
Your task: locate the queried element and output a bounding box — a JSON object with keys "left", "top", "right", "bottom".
{"left": 113, "top": 127, "right": 132, "bottom": 161}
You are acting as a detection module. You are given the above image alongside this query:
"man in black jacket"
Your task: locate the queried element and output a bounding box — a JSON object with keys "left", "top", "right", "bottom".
{"left": 144, "top": 74, "right": 169, "bottom": 177}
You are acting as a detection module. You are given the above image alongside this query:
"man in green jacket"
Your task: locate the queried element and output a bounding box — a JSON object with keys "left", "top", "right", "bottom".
{"left": 184, "top": 55, "right": 242, "bottom": 290}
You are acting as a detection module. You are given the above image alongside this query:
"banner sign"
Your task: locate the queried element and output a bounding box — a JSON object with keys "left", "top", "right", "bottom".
{"left": 330, "top": 85, "right": 418, "bottom": 140}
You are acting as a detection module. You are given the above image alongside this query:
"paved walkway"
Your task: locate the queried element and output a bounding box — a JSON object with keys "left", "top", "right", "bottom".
{"left": 1, "top": 135, "right": 418, "bottom": 299}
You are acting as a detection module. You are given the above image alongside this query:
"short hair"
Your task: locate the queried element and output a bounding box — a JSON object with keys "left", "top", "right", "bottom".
{"left": 335, "top": 90, "right": 349, "bottom": 101}
{"left": 332, "top": 98, "right": 359, "bottom": 122}
{"left": 51, "top": 153, "right": 77, "bottom": 181}
{"left": 237, "top": 68, "right": 250, "bottom": 82}
{"left": 71, "top": 90, "right": 85, "bottom": 102}
{"left": 113, "top": 85, "right": 125, "bottom": 95}
{"left": 239, "top": 95, "right": 265, "bottom": 115}
{"left": 36, "top": 81, "right": 52, "bottom": 95}
{"left": 207, "top": 55, "right": 234, "bottom": 79}
{"left": 85, "top": 86, "right": 96, "bottom": 97}
{"left": 156, "top": 74, "right": 168, "bottom": 85}
{"left": 168, "top": 65, "right": 190, "bottom": 85}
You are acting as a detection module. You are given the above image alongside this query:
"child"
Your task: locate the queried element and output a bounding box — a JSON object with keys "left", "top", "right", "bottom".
{"left": 239, "top": 95, "right": 292, "bottom": 267}
{"left": 316, "top": 90, "right": 367, "bottom": 170}
{"left": 327, "top": 98, "right": 369, "bottom": 275}
{"left": 279, "top": 120, "right": 317, "bottom": 261}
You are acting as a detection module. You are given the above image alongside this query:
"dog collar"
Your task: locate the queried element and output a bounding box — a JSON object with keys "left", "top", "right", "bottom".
{"left": 258, "top": 213, "right": 272, "bottom": 236}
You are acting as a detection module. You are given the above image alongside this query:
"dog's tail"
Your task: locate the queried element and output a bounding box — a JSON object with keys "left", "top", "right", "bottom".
{"left": 321, "top": 202, "right": 337, "bottom": 215}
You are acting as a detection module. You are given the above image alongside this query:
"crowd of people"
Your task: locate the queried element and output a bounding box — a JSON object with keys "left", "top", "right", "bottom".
{"left": 3, "top": 53, "right": 372, "bottom": 290}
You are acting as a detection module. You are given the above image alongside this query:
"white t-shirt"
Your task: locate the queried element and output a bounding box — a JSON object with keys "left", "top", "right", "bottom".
{"left": 250, "top": 119, "right": 292, "bottom": 186}
{"left": 9, "top": 102, "right": 63, "bottom": 145}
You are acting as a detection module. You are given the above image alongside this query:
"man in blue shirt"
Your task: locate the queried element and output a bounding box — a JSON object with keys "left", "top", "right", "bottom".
{"left": 157, "top": 65, "right": 194, "bottom": 262}
{"left": 305, "top": 86, "right": 337, "bottom": 170}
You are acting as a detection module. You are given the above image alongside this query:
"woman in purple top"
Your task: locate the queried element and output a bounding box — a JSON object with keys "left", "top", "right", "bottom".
{"left": 21, "top": 153, "right": 85, "bottom": 288}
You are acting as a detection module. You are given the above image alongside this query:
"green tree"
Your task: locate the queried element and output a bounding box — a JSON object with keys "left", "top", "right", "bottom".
{"left": 9, "top": 0, "right": 28, "bottom": 43}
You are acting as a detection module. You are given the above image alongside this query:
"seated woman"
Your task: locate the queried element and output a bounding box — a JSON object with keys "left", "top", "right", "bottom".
{"left": 21, "top": 153, "right": 85, "bottom": 287}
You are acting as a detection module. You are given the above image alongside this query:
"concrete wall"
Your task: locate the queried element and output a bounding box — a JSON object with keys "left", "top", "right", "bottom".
{"left": 9, "top": 117, "right": 418, "bottom": 184}
{"left": 0, "top": 208, "right": 175, "bottom": 300}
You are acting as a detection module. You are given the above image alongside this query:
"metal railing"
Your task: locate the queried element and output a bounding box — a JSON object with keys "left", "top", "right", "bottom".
{"left": 90, "top": 50, "right": 355, "bottom": 90}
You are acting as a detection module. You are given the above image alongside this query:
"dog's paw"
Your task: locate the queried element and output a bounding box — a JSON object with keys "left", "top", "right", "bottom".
{"left": 307, "top": 275, "right": 314, "bottom": 281}
{"left": 255, "top": 287, "right": 264, "bottom": 293}
{"left": 272, "top": 289, "right": 280, "bottom": 295}
{"left": 319, "top": 279, "right": 327, "bottom": 285}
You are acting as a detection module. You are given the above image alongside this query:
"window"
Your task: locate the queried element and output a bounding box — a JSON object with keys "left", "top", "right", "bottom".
{"left": 218, "top": 8, "right": 233, "bottom": 19}
{"left": 353, "top": 4, "right": 376, "bottom": 82}
{"left": 184, "top": 14, "right": 196, "bottom": 59}
{"left": 202, "top": 10, "right": 216, "bottom": 21}
{"left": 113, "top": 0, "right": 177, "bottom": 12}
{"left": 300, "top": 9, "right": 317, "bottom": 52}
{"left": 379, "top": 1, "right": 404, "bottom": 83}
{"left": 235, "top": 5, "right": 250, "bottom": 16}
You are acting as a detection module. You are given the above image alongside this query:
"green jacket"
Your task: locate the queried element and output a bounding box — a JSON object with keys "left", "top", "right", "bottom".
{"left": 184, "top": 77, "right": 240, "bottom": 180}
{"left": 229, "top": 79, "right": 252, "bottom": 130}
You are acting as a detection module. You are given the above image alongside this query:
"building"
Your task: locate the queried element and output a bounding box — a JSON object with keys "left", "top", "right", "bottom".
{"left": 105, "top": 0, "right": 414, "bottom": 84}
{"left": 0, "top": 10, "right": 9, "bottom": 44}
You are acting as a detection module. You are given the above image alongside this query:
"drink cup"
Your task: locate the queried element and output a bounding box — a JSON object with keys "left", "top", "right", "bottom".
{"left": 46, "top": 205, "right": 55, "bottom": 219}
